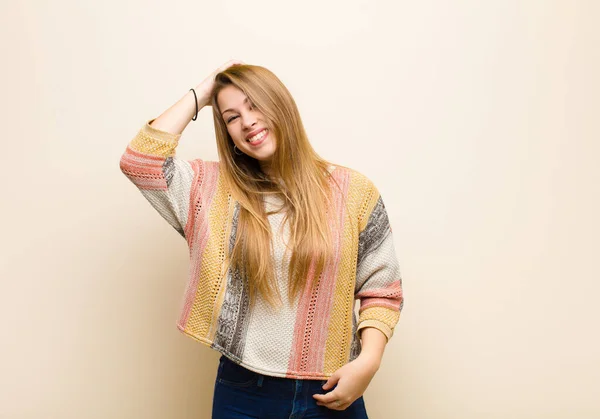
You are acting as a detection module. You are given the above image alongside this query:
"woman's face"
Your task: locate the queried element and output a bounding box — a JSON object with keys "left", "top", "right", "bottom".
{"left": 217, "top": 85, "right": 277, "bottom": 164}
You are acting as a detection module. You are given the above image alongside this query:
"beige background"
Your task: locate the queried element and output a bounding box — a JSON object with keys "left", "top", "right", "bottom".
{"left": 1, "top": 0, "right": 599, "bottom": 418}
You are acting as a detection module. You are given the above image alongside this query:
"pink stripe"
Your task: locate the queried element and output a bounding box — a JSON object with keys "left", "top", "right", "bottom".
{"left": 178, "top": 160, "right": 219, "bottom": 329}
{"left": 360, "top": 299, "right": 400, "bottom": 311}
{"left": 306, "top": 170, "right": 351, "bottom": 372}
{"left": 120, "top": 147, "right": 168, "bottom": 190}
{"left": 124, "top": 146, "right": 166, "bottom": 161}
{"left": 287, "top": 259, "right": 318, "bottom": 374}
{"left": 125, "top": 146, "right": 166, "bottom": 162}
{"left": 287, "top": 168, "right": 351, "bottom": 375}
{"left": 357, "top": 281, "right": 403, "bottom": 311}
{"left": 356, "top": 281, "right": 402, "bottom": 298}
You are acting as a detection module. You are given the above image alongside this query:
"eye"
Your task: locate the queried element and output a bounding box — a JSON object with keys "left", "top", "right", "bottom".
{"left": 227, "top": 115, "right": 238, "bottom": 123}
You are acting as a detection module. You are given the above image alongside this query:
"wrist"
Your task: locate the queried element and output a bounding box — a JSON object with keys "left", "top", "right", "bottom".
{"left": 193, "top": 84, "right": 211, "bottom": 108}
{"left": 357, "top": 352, "right": 382, "bottom": 372}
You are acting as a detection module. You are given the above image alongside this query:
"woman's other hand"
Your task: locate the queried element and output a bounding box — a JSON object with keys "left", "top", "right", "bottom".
{"left": 195, "top": 59, "right": 245, "bottom": 107}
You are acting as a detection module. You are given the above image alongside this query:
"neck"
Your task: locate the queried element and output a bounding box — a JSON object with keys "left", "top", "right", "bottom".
{"left": 259, "top": 160, "right": 273, "bottom": 177}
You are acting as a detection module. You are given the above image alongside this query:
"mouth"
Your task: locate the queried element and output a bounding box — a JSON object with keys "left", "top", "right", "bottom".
{"left": 246, "top": 128, "right": 268, "bottom": 146}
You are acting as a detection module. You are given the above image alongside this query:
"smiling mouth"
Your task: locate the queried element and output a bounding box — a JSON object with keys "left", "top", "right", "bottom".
{"left": 246, "top": 128, "right": 268, "bottom": 143}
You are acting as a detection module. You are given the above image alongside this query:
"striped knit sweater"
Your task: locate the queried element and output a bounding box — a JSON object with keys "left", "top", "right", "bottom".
{"left": 119, "top": 119, "right": 404, "bottom": 380}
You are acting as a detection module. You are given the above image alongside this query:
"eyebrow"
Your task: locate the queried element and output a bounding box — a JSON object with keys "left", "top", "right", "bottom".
{"left": 221, "top": 97, "right": 249, "bottom": 116}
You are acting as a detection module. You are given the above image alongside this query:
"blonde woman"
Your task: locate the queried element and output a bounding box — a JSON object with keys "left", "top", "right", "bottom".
{"left": 120, "top": 60, "right": 404, "bottom": 418}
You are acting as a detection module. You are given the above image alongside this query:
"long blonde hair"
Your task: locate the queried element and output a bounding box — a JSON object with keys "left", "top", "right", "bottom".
{"left": 210, "top": 64, "right": 343, "bottom": 310}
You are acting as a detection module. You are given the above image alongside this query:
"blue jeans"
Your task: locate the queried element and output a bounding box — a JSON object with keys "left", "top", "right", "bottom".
{"left": 212, "top": 355, "right": 369, "bottom": 418}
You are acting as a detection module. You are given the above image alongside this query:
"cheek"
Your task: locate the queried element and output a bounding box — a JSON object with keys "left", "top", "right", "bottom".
{"left": 230, "top": 126, "right": 245, "bottom": 142}
{"left": 226, "top": 126, "right": 237, "bottom": 141}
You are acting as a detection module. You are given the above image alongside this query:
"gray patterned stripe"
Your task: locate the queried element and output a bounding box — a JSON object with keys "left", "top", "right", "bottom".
{"left": 349, "top": 310, "right": 362, "bottom": 361}
{"left": 163, "top": 157, "right": 176, "bottom": 186}
{"left": 213, "top": 201, "right": 251, "bottom": 361}
{"left": 357, "top": 196, "right": 391, "bottom": 267}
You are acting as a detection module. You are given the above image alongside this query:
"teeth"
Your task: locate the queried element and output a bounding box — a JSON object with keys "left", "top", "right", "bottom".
{"left": 247, "top": 129, "right": 267, "bottom": 143}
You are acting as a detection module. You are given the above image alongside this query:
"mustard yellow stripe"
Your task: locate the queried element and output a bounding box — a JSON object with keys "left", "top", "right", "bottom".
{"left": 357, "top": 176, "right": 380, "bottom": 232}
{"left": 357, "top": 307, "right": 400, "bottom": 340}
{"left": 129, "top": 119, "right": 181, "bottom": 158}
{"left": 208, "top": 190, "right": 237, "bottom": 341}
{"left": 356, "top": 319, "right": 393, "bottom": 341}
{"left": 323, "top": 221, "right": 356, "bottom": 374}
{"left": 185, "top": 172, "right": 234, "bottom": 340}
{"left": 323, "top": 171, "right": 364, "bottom": 374}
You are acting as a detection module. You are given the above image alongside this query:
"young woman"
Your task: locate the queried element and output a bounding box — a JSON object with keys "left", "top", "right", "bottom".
{"left": 120, "top": 60, "right": 404, "bottom": 418}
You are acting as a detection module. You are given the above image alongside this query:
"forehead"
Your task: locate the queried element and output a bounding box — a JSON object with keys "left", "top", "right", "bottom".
{"left": 217, "top": 85, "right": 248, "bottom": 111}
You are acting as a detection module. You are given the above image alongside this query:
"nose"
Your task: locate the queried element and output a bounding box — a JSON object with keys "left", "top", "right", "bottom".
{"left": 241, "top": 111, "right": 257, "bottom": 130}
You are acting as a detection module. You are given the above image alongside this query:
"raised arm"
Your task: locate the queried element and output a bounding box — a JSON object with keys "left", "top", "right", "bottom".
{"left": 118, "top": 60, "right": 243, "bottom": 238}
{"left": 149, "top": 59, "right": 244, "bottom": 134}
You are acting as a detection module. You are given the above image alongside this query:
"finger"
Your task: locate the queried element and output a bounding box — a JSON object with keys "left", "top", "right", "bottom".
{"left": 322, "top": 375, "right": 339, "bottom": 390}
{"left": 312, "top": 390, "right": 340, "bottom": 404}
{"left": 222, "top": 60, "right": 244, "bottom": 70}
{"left": 313, "top": 394, "right": 326, "bottom": 402}
{"left": 320, "top": 400, "right": 350, "bottom": 411}
{"left": 217, "top": 61, "right": 235, "bottom": 72}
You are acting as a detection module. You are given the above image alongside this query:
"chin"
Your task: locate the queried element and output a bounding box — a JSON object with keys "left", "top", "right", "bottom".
{"left": 255, "top": 156, "right": 275, "bottom": 163}
{"left": 254, "top": 148, "right": 276, "bottom": 161}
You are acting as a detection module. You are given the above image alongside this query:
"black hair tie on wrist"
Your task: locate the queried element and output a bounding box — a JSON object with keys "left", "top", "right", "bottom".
{"left": 190, "top": 88, "right": 198, "bottom": 121}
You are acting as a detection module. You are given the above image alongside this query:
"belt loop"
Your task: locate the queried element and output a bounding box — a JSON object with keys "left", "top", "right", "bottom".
{"left": 257, "top": 374, "right": 264, "bottom": 387}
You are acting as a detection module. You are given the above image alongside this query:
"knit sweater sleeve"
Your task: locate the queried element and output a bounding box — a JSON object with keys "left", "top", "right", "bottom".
{"left": 354, "top": 177, "right": 404, "bottom": 343}
{"left": 119, "top": 119, "right": 199, "bottom": 239}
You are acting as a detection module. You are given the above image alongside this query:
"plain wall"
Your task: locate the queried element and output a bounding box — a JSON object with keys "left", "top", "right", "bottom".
{"left": 1, "top": 0, "right": 599, "bottom": 418}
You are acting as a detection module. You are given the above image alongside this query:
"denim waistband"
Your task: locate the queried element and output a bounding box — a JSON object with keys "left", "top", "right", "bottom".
{"left": 219, "top": 354, "right": 329, "bottom": 393}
